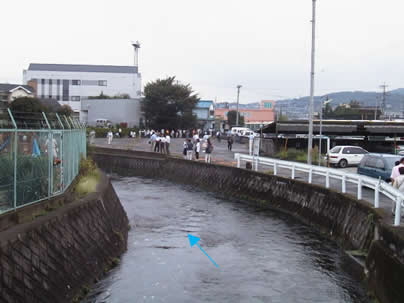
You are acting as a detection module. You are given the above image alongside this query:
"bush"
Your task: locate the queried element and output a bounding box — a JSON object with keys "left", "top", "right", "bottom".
{"left": 0, "top": 154, "right": 49, "bottom": 206}
{"left": 79, "top": 157, "right": 98, "bottom": 177}
{"left": 275, "top": 146, "right": 325, "bottom": 165}
{"left": 76, "top": 157, "right": 100, "bottom": 196}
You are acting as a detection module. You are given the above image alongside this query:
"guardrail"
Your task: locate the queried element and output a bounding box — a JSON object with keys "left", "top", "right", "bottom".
{"left": 234, "top": 153, "right": 404, "bottom": 226}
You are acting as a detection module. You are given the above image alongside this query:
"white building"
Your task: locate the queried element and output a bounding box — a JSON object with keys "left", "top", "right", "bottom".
{"left": 81, "top": 98, "right": 142, "bottom": 128}
{"left": 23, "top": 62, "right": 141, "bottom": 118}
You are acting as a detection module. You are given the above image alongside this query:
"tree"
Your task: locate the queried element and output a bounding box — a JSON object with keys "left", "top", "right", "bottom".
{"left": 9, "top": 97, "right": 47, "bottom": 113}
{"left": 57, "top": 105, "right": 74, "bottom": 117}
{"left": 278, "top": 114, "right": 288, "bottom": 121}
{"left": 142, "top": 77, "right": 199, "bottom": 129}
{"left": 227, "top": 110, "right": 244, "bottom": 127}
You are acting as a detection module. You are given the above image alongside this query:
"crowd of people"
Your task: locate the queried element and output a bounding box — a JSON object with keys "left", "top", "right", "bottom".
{"left": 182, "top": 136, "right": 214, "bottom": 163}
{"left": 148, "top": 132, "right": 171, "bottom": 154}
{"left": 101, "top": 127, "right": 240, "bottom": 164}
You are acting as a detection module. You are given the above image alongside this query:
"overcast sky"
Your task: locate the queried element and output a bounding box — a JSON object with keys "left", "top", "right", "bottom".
{"left": 1, "top": 0, "right": 404, "bottom": 103}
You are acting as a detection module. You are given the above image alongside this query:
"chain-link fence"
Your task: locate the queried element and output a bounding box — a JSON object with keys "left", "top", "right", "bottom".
{"left": 0, "top": 109, "right": 86, "bottom": 214}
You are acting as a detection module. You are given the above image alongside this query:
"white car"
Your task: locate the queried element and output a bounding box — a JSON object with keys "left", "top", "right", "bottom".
{"left": 326, "top": 145, "right": 368, "bottom": 168}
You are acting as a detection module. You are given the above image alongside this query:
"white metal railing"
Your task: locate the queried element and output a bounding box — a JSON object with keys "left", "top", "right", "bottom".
{"left": 234, "top": 153, "right": 404, "bottom": 226}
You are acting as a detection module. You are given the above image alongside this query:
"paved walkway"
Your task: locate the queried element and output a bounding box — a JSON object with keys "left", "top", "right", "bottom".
{"left": 93, "top": 137, "right": 247, "bottom": 166}
{"left": 92, "top": 137, "right": 399, "bottom": 226}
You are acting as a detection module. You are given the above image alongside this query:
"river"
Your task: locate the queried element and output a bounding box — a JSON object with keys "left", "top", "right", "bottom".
{"left": 83, "top": 176, "right": 370, "bottom": 303}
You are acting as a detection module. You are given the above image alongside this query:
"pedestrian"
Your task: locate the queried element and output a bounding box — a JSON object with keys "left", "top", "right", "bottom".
{"left": 183, "top": 140, "right": 188, "bottom": 159}
{"left": 205, "top": 138, "right": 213, "bottom": 163}
{"left": 160, "top": 135, "right": 166, "bottom": 154}
{"left": 392, "top": 166, "right": 404, "bottom": 213}
{"left": 227, "top": 136, "right": 233, "bottom": 151}
{"left": 118, "top": 128, "right": 122, "bottom": 138}
{"left": 203, "top": 132, "right": 209, "bottom": 142}
{"left": 107, "top": 130, "right": 113, "bottom": 145}
{"left": 193, "top": 132, "right": 199, "bottom": 144}
{"left": 195, "top": 139, "right": 201, "bottom": 160}
{"left": 186, "top": 139, "right": 194, "bottom": 160}
{"left": 149, "top": 132, "right": 157, "bottom": 151}
{"left": 216, "top": 131, "right": 221, "bottom": 142}
{"left": 89, "top": 130, "right": 95, "bottom": 144}
{"left": 165, "top": 134, "right": 171, "bottom": 155}
{"left": 154, "top": 134, "right": 161, "bottom": 152}
{"left": 393, "top": 167, "right": 404, "bottom": 191}
{"left": 391, "top": 158, "right": 404, "bottom": 182}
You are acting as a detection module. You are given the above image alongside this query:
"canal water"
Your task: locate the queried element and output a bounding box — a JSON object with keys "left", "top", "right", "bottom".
{"left": 83, "top": 176, "right": 370, "bottom": 303}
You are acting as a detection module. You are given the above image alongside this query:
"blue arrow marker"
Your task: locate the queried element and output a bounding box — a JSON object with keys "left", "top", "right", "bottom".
{"left": 187, "top": 234, "right": 219, "bottom": 268}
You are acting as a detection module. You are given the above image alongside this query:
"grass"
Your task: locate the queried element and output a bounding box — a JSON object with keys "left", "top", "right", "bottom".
{"left": 75, "top": 157, "right": 100, "bottom": 196}
{"left": 274, "top": 147, "right": 327, "bottom": 166}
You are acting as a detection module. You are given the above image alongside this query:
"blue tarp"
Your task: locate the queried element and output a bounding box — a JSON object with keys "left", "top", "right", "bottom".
{"left": 0, "top": 136, "right": 10, "bottom": 152}
{"left": 32, "top": 138, "right": 41, "bottom": 157}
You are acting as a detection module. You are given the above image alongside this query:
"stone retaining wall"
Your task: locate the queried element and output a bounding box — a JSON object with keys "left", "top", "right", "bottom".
{"left": 0, "top": 173, "right": 129, "bottom": 303}
{"left": 90, "top": 147, "right": 404, "bottom": 303}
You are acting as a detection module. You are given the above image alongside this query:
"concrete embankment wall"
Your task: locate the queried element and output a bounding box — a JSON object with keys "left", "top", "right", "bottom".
{"left": 90, "top": 147, "right": 404, "bottom": 303}
{"left": 0, "top": 173, "right": 129, "bottom": 303}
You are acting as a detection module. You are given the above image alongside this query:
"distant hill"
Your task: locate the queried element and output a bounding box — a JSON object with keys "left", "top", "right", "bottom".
{"left": 215, "top": 89, "right": 404, "bottom": 119}
{"left": 274, "top": 89, "right": 404, "bottom": 119}
{"left": 391, "top": 88, "right": 404, "bottom": 95}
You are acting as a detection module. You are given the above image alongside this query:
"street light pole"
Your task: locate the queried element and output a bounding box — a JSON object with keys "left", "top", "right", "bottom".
{"left": 319, "top": 97, "right": 332, "bottom": 166}
{"left": 307, "top": 0, "right": 317, "bottom": 165}
{"left": 236, "top": 85, "right": 242, "bottom": 126}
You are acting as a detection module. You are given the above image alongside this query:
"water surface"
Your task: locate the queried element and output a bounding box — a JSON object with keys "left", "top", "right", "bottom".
{"left": 84, "top": 177, "right": 370, "bottom": 303}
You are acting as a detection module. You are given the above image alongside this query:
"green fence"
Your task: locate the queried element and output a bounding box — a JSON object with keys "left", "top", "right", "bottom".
{"left": 0, "top": 109, "right": 86, "bottom": 214}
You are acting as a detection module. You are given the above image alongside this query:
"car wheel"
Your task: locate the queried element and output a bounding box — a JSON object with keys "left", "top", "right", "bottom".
{"left": 339, "top": 159, "right": 348, "bottom": 168}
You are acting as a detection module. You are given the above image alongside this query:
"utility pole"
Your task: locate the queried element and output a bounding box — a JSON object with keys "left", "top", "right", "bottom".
{"left": 374, "top": 97, "right": 379, "bottom": 120}
{"left": 307, "top": 0, "right": 317, "bottom": 165}
{"left": 236, "top": 85, "right": 242, "bottom": 126}
{"left": 380, "top": 83, "right": 388, "bottom": 117}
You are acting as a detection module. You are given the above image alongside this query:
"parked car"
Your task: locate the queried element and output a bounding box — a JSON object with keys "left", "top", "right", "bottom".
{"left": 357, "top": 153, "right": 402, "bottom": 181}
{"left": 95, "top": 118, "right": 112, "bottom": 128}
{"left": 230, "top": 127, "right": 251, "bottom": 136}
{"left": 395, "top": 145, "right": 404, "bottom": 155}
{"left": 241, "top": 130, "right": 259, "bottom": 137}
{"left": 326, "top": 145, "right": 368, "bottom": 168}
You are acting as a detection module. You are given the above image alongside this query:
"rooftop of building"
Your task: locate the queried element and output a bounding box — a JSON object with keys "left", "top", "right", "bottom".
{"left": 196, "top": 100, "right": 214, "bottom": 109}
{"left": 27, "top": 63, "right": 138, "bottom": 74}
{"left": 0, "top": 83, "right": 34, "bottom": 93}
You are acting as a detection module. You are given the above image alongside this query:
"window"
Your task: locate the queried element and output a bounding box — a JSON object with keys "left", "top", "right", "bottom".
{"left": 41, "top": 79, "right": 45, "bottom": 85}
{"left": 365, "top": 156, "right": 378, "bottom": 168}
{"left": 48, "top": 79, "right": 52, "bottom": 99}
{"left": 72, "top": 80, "right": 81, "bottom": 85}
{"left": 98, "top": 80, "right": 107, "bottom": 86}
{"left": 351, "top": 147, "right": 367, "bottom": 154}
{"left": 62, "top": 80, "right": 69, "bottom": 101}
{"left": 329, "top": 146, "right": 341, "bottom": 154}
{"left": 264, "top": 102, "right": 272, "bottom": 109}
{"left": 56, "top": 95, "right": 60, "bottom": 101}
{"left": 375, "top": 159, "right": 385, "bottom": 170}
{"left": 342, "top": 147, "right": 353, "bottom": 154}
{"left": 71, "top": 96, "right": 80, "bottom": 101}
{"left": 81, "top": 80, "right": 98, "bottom": 86}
